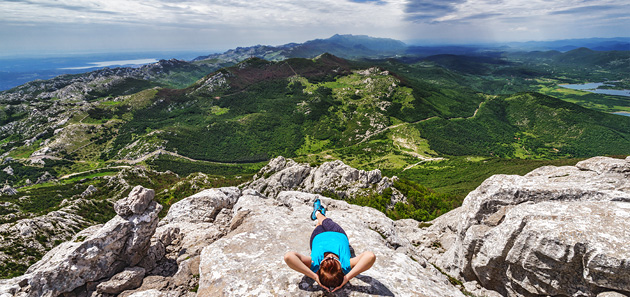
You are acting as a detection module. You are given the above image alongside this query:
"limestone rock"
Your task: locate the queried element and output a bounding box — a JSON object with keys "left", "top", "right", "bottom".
{"left": 124, "top": 289, "right": 195, "bottom": 297}
{"left": 197, "top": 191, "right": 464, "bottom": 297}
{"left": 131, "top": 189, "right": 241, "bottom": 295}
{"left": 0, "top": 185, "right": 17, "bottom": 195}
{"left": 161, "top": 187, "right": 241, "bottom": 224}
{"left": 5, "top": 156, "right": 628, "bottom": 297}
{"left": 0, "top": 205, "right": 92, "bottom": 271}
{"left": 597, "top": 292, "right": 629, "bottom": 297}
{"left": 81, "top": 184, "right": 98, "bottom": 197}
{"left": 419, "top": 156, "right": 630, "bottom": 297}
{"left": 35, "top": 171, "right": 55, "bottom": 184}
{"left": 247, "top": 156, "right": 397, "bottom": 200}
{"left": 2, "top": 166, "right": 13, "bottom": 175}
{"left": 247, "top": 156, "right": 312, "bottom": 198}
{"left": 0, "top": 186, "right": 161, "bottom": 297}
{"left": 114, "top": 185, "right": 156, "bottom": 217}
{"left": 96, "top": 267, "right": 146, "bottom": 294}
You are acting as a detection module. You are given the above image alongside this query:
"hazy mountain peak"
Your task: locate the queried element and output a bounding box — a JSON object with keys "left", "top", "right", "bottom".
{"left": 192, "top": 34, "right": 407, "bottom": 62}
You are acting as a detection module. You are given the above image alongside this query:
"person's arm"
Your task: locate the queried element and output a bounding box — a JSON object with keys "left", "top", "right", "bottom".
{"left": 283, "top": 251, "right": 330, "bottom": 292}
{"left": 332, "top": 251, "right": 376, "bottom": 292}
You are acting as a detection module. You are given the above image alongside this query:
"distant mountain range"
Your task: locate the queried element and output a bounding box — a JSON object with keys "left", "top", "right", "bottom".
{"left": 192, "top": 34, "right": 407, "bottom": 62}
{"left": 192, "top": 35, "right": 630, "bottom": 63}
{"left": 2, "top": 34, "right": 628, "bottom": 92}
{"left": 503, "top": 37, "right": 630, "bottom": 52}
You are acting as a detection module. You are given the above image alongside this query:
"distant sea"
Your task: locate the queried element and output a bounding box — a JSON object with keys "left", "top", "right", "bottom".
{"left": 560, "top": 83, "right": 630, "bottom": 97}
{"left": 0, "top": 51, "right": 216, "bottom": 91}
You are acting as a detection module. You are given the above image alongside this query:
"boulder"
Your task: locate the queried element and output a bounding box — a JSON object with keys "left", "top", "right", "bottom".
{"left": 247, "top": 156, "right": 396, "bottom": 200}
{"left": 0, "top": 185, "right": 17, "bottom": 196}
{"left": 247, "top": 156, "right": 312, "bottom": 198}
{"left": 161, "top": 187, "right": 241, "bottom": 224}
{"left": 114, "top": 185, "right": 156, "bottom": 217}
{"left": 418, "top": 156, "right": 630, "bottom": 297}
{"left": 2, "top": 166, "right": 13, "bottom": 176}
{"left": 96, "top": 267, "right": 146, "bottom": 294}
{"left": 81, "top": 184, "right": 98, "bottom": 197}
{"left": 129, "top": 188, "right": 242, "bottom": 295}
{"left": 35, "top": 171, "right": 55, "bottom": 184}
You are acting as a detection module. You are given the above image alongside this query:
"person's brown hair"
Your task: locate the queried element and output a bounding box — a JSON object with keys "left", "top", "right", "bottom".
{"left": 317, "top": 256, "right": 344, "bottom": 288}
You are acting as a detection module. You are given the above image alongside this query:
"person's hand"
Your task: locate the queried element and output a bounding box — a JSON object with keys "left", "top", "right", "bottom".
{"left": 331, "top": 275, "right": 349, "bottom": 293}
{"left": 313, "top": 274, "right": 330, "bottom": 292}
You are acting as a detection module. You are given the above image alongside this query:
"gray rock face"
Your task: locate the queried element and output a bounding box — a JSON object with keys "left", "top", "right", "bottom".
{"left": 3, "top": 156, "right": 629, "bottom": 297}
{"left": 416, "top": 156, "right": 630, "bottom": 297}
{"left": 114, "top": 185, "right": 156, "bottom": 217}
{"left": 2, "top": 166, "right": 13, "bottom": 175}
{"left": 81, "top": 184, "right": 98, "bottom": 197}
{"left": 0, "top": 185, "right": 17, "bottom": 195}
{"left": 196, "top": 191, "right": 464, "bottom": 297}
{"left": 35, "top": 171, "right": 55, "bottom": 184}
{"left": 0, "top": 201, "right": 93, "bottom": 271}
{"left": 0, "top": 186, "right": 161, "bottom": 297}
{"left": 161, "top": 187, "right": 241, "bottom": 224}
{"left": 124, "top": 188, "right": 242, "bottom": 296}
{"left": 96, "top": 267, "right": 146, "bottom": 294}
{"left": 247, "top": 156, "right": 396, "bottom": 200}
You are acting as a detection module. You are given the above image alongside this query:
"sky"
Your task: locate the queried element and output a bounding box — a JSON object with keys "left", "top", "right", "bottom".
{"left": 1, "top": 0, "right": 629, "bottom": 56}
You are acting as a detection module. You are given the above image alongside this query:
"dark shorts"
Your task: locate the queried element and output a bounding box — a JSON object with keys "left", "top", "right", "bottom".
{"left": 310, "top": 218, "right": 347, "bottom": 250}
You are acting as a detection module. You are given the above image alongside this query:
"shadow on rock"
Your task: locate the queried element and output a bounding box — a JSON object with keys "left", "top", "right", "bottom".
{"left": 299, "top": 275, "right": 394, "bottom": 296}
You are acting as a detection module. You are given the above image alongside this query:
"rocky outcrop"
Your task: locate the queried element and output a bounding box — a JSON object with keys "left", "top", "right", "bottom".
{"left": 2, "top": 166, "right": 13, "bottom": 176}
{"left": 81, "top": 185, "right": 98, "bottom": 197}
{"left": 123, "top": 187, "right": 242, "bottom": 296}
{"left": 196, "top": 190, "right": 463, "bottom": 297}
{"left": 1, "top": 183, "right": 465, "bottom": 296}
{"left": 247, "top": 156, "right": 397, "bottom": 200}
{"left": 2, "top": 156, "right": 629, "bottom": 297}
{"left": 414, "top": 156, "right": 630, "bottom": 297}
{"left": 0, "top": 202, "right": 93, "bottom": 270}
{"left": 35, "top": 171, "right": 56, "bottom": 184}
{"left": 0, "top": 185, "right": 161, "bottom": 297}
{"left": 0, "top": 185, "right": 17, "bottom": 195}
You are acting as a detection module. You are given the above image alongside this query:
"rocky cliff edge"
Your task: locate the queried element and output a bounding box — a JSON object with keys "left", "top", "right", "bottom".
{"left": 1, "top": 156, "right": 629, "bottom": 297}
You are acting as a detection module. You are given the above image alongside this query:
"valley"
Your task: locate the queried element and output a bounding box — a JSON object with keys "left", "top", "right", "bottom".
{"left": 0, "top": 35, "right": 629, "bottom": 278}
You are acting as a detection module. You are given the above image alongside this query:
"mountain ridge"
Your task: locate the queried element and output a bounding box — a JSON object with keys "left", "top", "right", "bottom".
{"left": 191, "top": 34, "right": 407, "bottom": 62}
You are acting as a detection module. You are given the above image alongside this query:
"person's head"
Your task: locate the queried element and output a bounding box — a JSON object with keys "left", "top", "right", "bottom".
{"left": 317, "top": 255, "right": 344, "bottom": 288}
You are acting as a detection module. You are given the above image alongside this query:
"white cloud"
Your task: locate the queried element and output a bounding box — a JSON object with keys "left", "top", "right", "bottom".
{"left": 0, "top": 0, "right": 627, "bottom": 53}
{"left": 0, "top": 0, "right": 405, "bottom": 29}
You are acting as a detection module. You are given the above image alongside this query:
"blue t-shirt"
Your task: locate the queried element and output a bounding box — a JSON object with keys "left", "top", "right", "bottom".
{"left": 310, "top": 231, "right": 351, "bottom": 274}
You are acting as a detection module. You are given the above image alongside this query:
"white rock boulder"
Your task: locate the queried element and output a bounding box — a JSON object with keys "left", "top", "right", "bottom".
{"left": 418, "top": 156, "right": 630, "bottom": 297}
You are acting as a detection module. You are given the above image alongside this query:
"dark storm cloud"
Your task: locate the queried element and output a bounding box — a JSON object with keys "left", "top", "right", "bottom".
{"left": 404, "top": 0, "right": 466, "bottom": 22}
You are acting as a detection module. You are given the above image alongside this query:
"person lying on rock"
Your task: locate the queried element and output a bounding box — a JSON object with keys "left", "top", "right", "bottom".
{"left": 284, "top": 198, "right": 376, "bottom": 293}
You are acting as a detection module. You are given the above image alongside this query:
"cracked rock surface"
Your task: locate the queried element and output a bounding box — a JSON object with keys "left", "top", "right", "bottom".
{"left": 413, "top": 156, "right": 630, "bottom": 297}
{"left": 1, "top": 156, "right": 629, "bottom": 297}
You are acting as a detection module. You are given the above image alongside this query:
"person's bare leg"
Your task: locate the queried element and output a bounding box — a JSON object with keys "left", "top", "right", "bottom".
{"left": 316, "top": 209, "right": 326, "bottom": 226}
